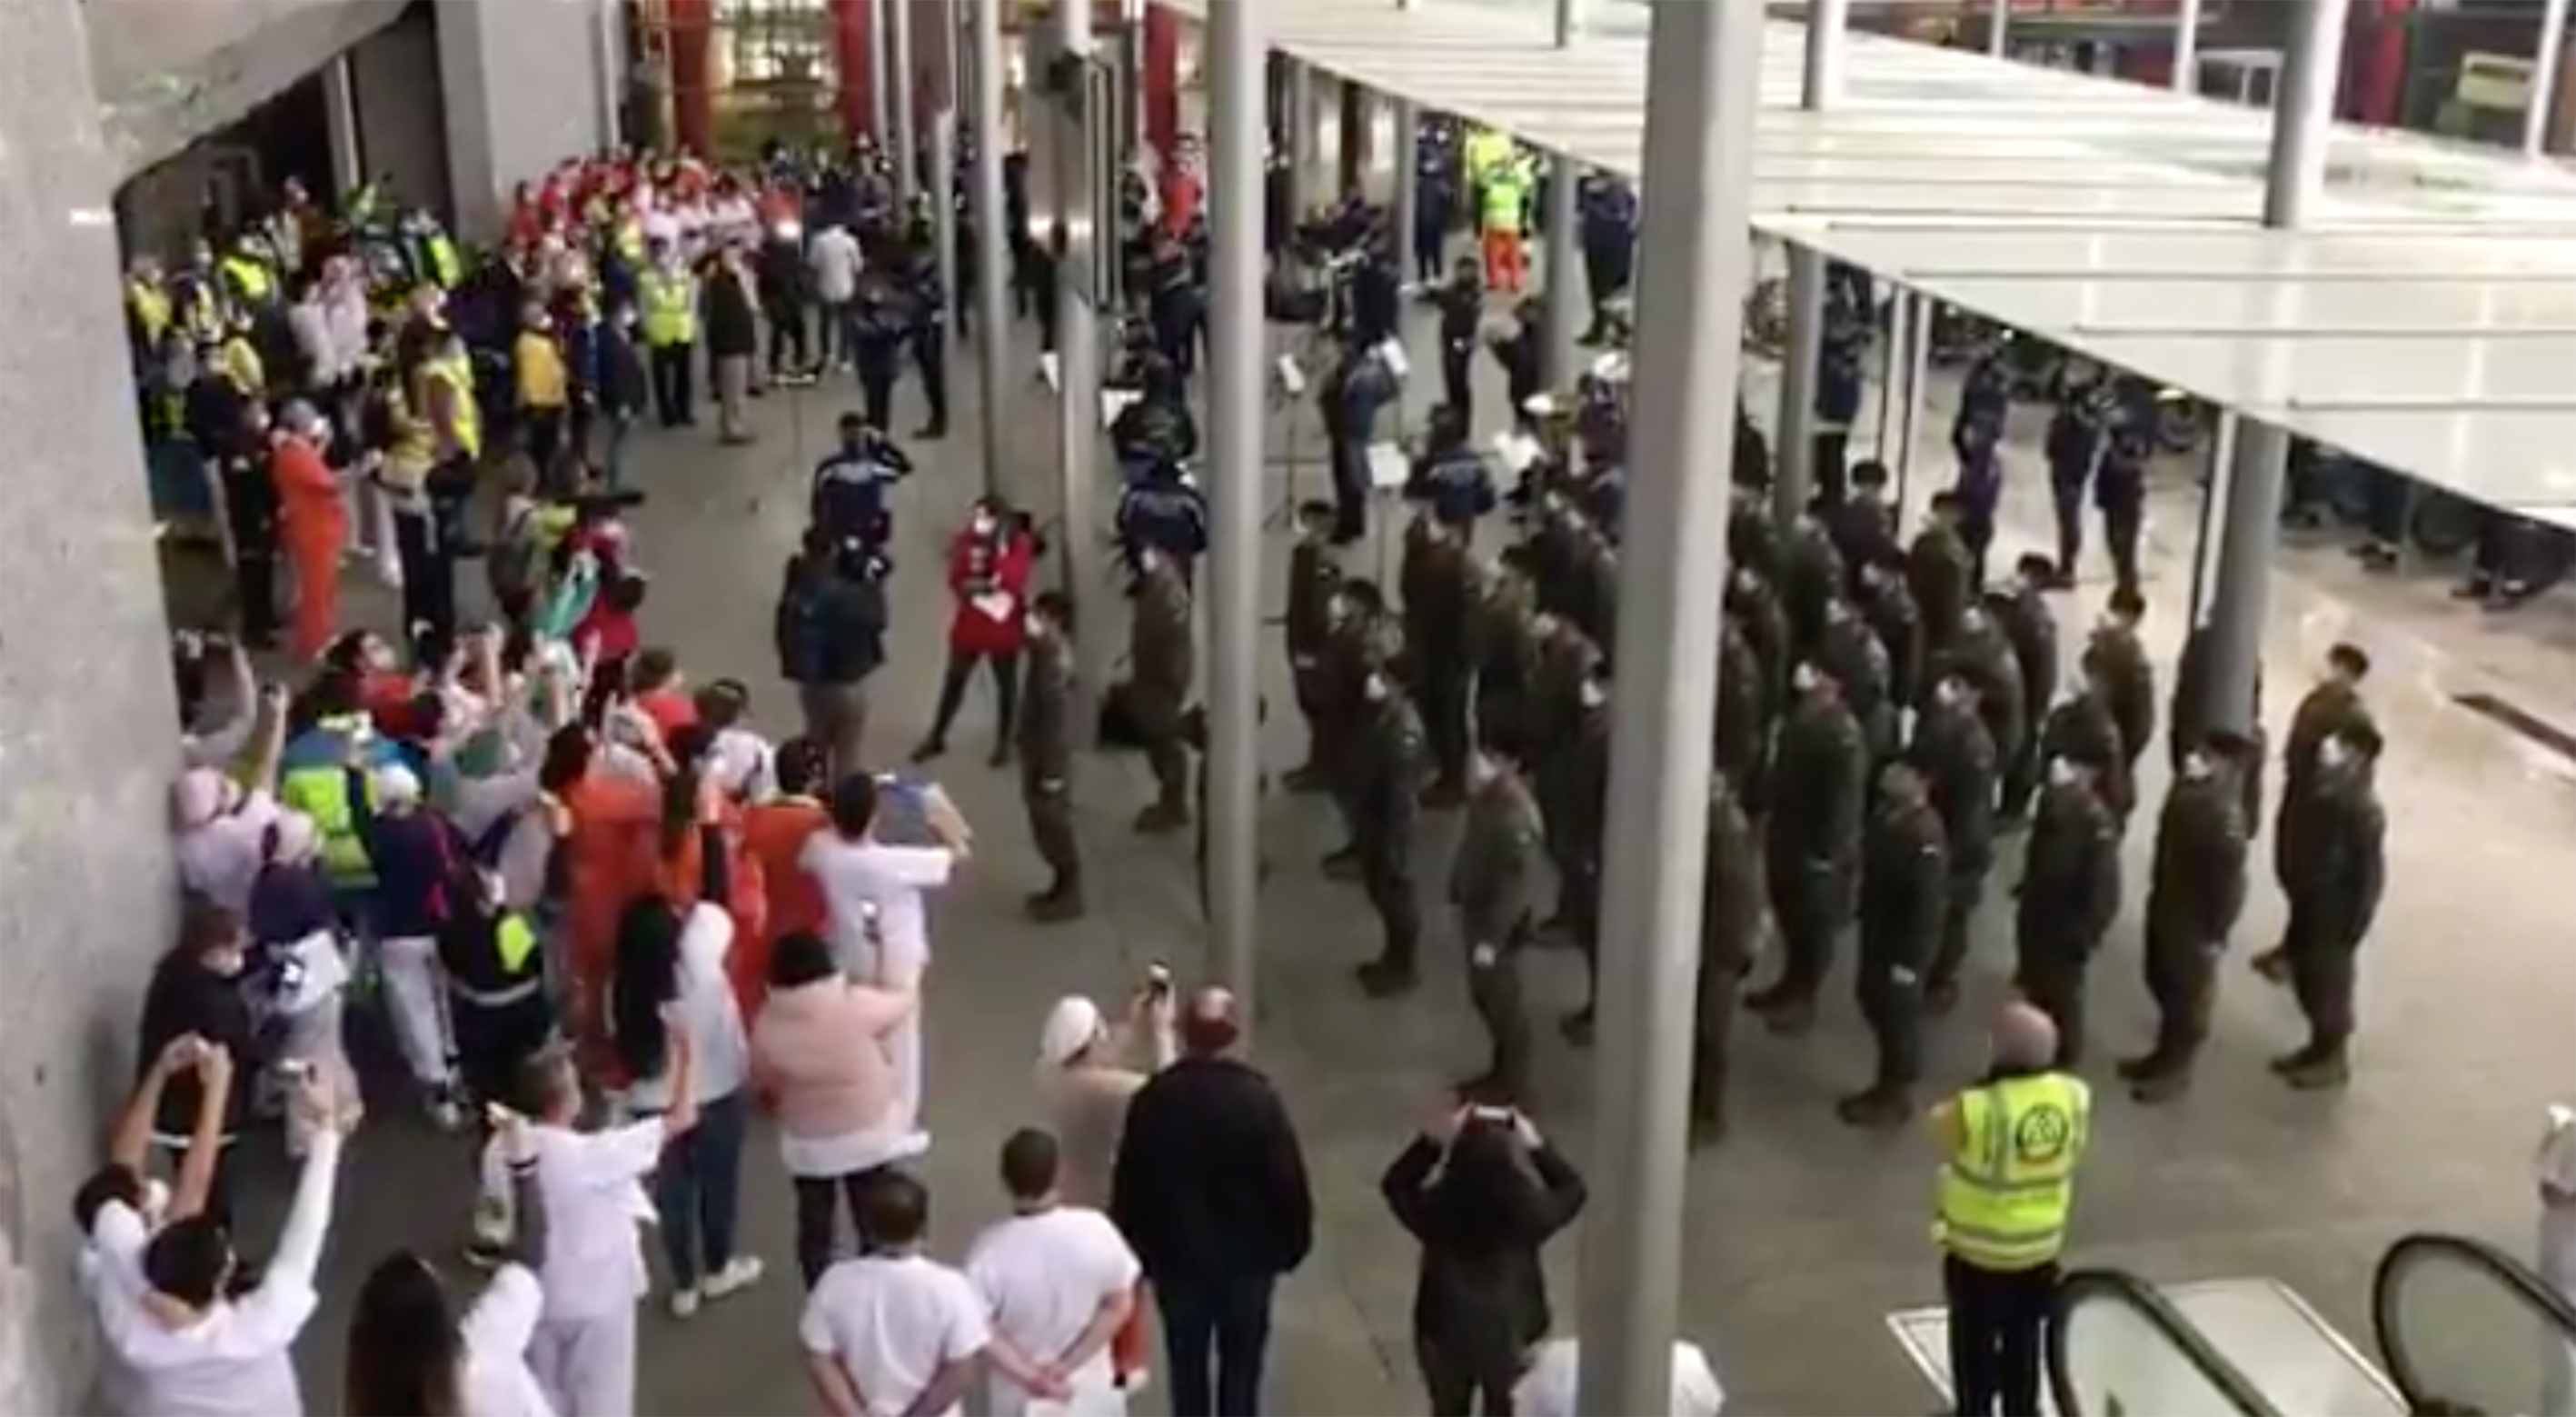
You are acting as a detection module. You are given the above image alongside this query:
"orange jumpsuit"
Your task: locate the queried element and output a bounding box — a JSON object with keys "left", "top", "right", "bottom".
{"left": 741, "top": 794, "right": 830, "bottom": 1023}
{"left": 271, "top": 438, "right": 347, "bottom": 659}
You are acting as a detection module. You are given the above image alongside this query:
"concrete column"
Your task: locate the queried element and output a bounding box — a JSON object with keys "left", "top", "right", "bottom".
{"left": 2529, "top": 0, "right": 2571, "bottom": 156}
{"left": 1284, "top": 61, "right": 1315, "bottom": 225}
{"left": 2205, "top": 0, "right": 2350, "bottom": 738}
{"left": 2173, "top": 0, "right": 2203, "bottom": 95}
{"left": 1805, "top": 0, "right": 1848, "bottom": 104}
{"left": 594, "top": 0, "right": 626, "bottom": 154}
{"left": 1057, "top": 0, "right": 1109, "bottom": 700}
{"left": 1576, "top": 0, "right": 1764, "bottom": 1408}
{"left": 1773, "top": 245, "right": 1824, "bottom": 520}
{"left": 437, "top": 0, "right": 612, "bottom": 239}
{"left": 1338, "top": 81, "right": 1371, "bottom": 196}
{"left": 1393, "top": 99, "right": 1421, "bottom": 272}
{"left": 1897, "top": 290, "right": 1930, "bottom": 488}
{"left": 1987, "top": 0, "right": 2010, "bottom": 57}
{"left": 1544, "top": 160, "right": 1584, "bottom": 388}
{"left": 0, "top": 5, "right": 185, "bottom": 1409}
{"left": 1207, "top": 0, "right": 1266, "bottom": 1033}
{"left": 972, "top": 0, "right": 1011, "bottom": 492}
{"left": 870, "top": 0, "right": 895, "bottom": 141}
{"left": 892, "top": 0, "right": 919, "bottom": 205}
{"left": 323, "top": 54, "right": 364, "bottom": 197}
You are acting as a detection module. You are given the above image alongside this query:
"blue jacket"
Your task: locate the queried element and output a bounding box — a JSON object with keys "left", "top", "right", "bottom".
{"left": 1406, "top": 447, "right": 1498, "bottom": 527}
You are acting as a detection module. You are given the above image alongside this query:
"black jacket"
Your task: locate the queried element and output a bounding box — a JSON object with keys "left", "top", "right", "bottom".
{"left": 1111, "top": 1056, "right": 1314, "bottom": 1286}
{"left": 773, "top": 561, "right": 888, "bottom": 687}
{"left": 137, "top": 954, "right": 257, "bottom": 1141}
{"left": 1381, "top": 1132, "right": 1586, "bottom": 1358}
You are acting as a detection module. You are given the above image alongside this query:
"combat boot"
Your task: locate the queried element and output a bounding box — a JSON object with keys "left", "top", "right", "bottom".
{"left": 1757, "top": 995, "right": 1819, "bottom": 1038}
{"left": 1835, "top": 1085, "right": 1914, "bottom": 1130}
{"left": 2130, "top": 1065, "right": 2194, "bottom": 1105}
{"left": 2276, "top": 1043, "right": 2351, "bottom": 1092}
{"left": 1134, "top": 801, "right": 1189, "bottom": 835}
{"left": 1355, "top": 957, "right": 1418, "bottom": 998}
{"left": 1025, "top": 883, "right": 1086, "bottom": 923}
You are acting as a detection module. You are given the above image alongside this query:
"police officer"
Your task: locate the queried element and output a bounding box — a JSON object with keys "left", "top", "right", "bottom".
{"left": 1114, "top": 457, "right": 1210, "bottom": 581}
{"left": 903, "top": 241, "right": 950, "bottom": 438}
{"left": 1323, "top": 337, "right": 1397, "bottom": 544}
{"left": 1727, "top": 566, "right": 1794, "bottom": 777}
{"left": 1781, "top": 512, "right": 1845, "bottom": 664}
{"left": 1951, "top": 422, "right": 2005, "bottom": 586}
{"left": 2254, "top": 641, "right": 2377, "bottom": 981}
{"left": 849, "top": 262, "right": 910, "bottom": 434}
{"left": 1829, "top": 461, "right": 1901, "bottom": 587}
{"left": 1543, "top": 666, "right": 1613, "bottom": 1041}
{"left": 2122, "top": 734, "right": 2251, "bottom": 1103}
{"left": 1126, "top": 545, "right": 1196, "bottom": 834}
{"left": 1848, "top": 760, "right": 1948, "bottom": 1129}
{"left": 1110, "top": 354, "right": 1199, "bottom": 474}
{"left": 1284, "top": 501, "right": 1346, "bottom": 790}
{"left": 1400, "top": 514, "right": 1479, "bottom": 807}
{"left": 2273, "top": 721, "right": 2387, "bottom": 1091}
{"left": 1414, "top": 135, "right": 1458, "bottom": 284}
{"left": 1566, "top": 528, "right": 1620, "bottom": 664}
{"left": 1311, "top": 579, "right": 1395, "bottom": 817}
{"left": 811, "top": 414, "right": 913, "bottom": 549}
{"left": 1951, "top": 345, "right": 2012, "bottom": 464}
{"left": 1988, "top": 558, "right": 2060, "bottom": 821}
{"left": 1692, "top": 773, "right": 1763, "bottom": 1147}
{"left": 1351, "top": 233, "right": 1404, "bottom": 349}
{"left": 2083, "top": 586, "right": 2158, "bottom": 779}
{"left": 2044, "top": 371, "right": 2114, "bottom": 586}
{"left": 1472, "top": 558, "right": 1541, "bottom": 768}
{"left": 1144, "top": 233, "right": 1205, "bottom": 378}
{"left": 1818, "top": 594, "right": 1898, "bottom": 767}
{"left": 1750, "top": 661, "right": 1868, "bottom": 1035}
{"left": 1433, "top": 256, "right": 1484, "bottom": 426}
{"left": 1525, "top": 613, "right": 1601, "bottom": 923}
{"left": 1729, "top": 488, "right": 1783, "bottom": 591}
{"left": 1351, "top": 667, "right": 1429, "bottom": 998}
{"left": 1910, "top": 493, "right": 1977, "bottom": 656}
{"left": 1576, "top": 174, "right": 1636, "bottom": 344}
{"left": 1452, "top": 746, "right": 1543, "bottom": 1101}
{"left": 1019, "top": 593, "right": 1084, "bottom": 922}
{"left": 1909, "top": 671, "right": 1998, "bottom": 1016}
{"left": 1407, "top": 404, "right": 1501, "bottom": 533}
{"left": 2038, "top": 664, "right": 2135, "bottom": 828}
{"left": 2014, "top": 753, "right": 2123, "bottom": 1068}
{"left": 1713, "top": 611, "right": 1771, "bottom": 817}
{"left": 2095, "top": 416, "right": 2149, "bottom": 600}
{"left": 1813, "top": 284, "right": 1869, "bottom": 507}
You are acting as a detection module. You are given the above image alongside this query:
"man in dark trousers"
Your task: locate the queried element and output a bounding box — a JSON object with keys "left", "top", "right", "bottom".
{"left": 1749, "top": 662, "right": 1868, "bottom": 1036}
{"left": 1111, "top": 987, "right": 1314, "bottom": 1417}
{"left": 1127, "top": 545, "right": 1197, "bottom": 834}
{"left": 2273, "top": 721, "right": 2388, "bottom": 1091}
{"left": 1847, "top": 760, "right": 1947, "bottom": 1129}
{"left": 1911, "top": 671, "right": 1998, "bottom": 1018}
{"left": 2123, "top": 735, "right": 2251, "bottom": 1103}
{"left": 1693, "top": 773, "right": 1765, "bottom": 1146}
{"left": 1350, "top": 669, "right": 1429, "bottom": 999}
{"left": 1283, "top": 501, "right": 1346, "bottom": 790}
{"left": 1452, "top": 746, "right": 1543, "bottom": 1103}
{"left": 2014, "top": 754, "right": 2123, "bottom": 1068}
{"left": 1987, "top": 560, "right": 2059, "bottom": 822}
{"left": 2255, "top": 642, "right": 2376, "bottom": 981}
{"left": 1017, "top": 592, "right": 1083, "bottom": 922}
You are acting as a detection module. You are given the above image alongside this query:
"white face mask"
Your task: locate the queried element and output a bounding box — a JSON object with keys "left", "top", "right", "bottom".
{"left": 2181, "top": 751, "right": 2213, "bottom": 781}
{"left": 1024, "top": 614, "right": 1046, "bottom": 639}
{"left": 970, "top": 513, "right": 998, "bottom": 537}
{"left": 2317, "top": 738, "right": 2351, "bottom": 771}
{"left": 1363, "top": 674, "right": 1388, "bottom": 704}
{"left": 1934, "top": 679, "right": 1964, "bottom": 709}
{"left": 2046, "top": 757, "right": 2079, "bottom": 790}
{"left": 1792, "top": 663, "right": 1820, "bottom": 694}
{"left": 1578, "top": 679, "right": 1607, "bottom": 711}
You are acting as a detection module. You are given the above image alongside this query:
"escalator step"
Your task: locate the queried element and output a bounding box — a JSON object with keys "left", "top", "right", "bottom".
{"left": 2452, "top": 691, "right": 2576, "bottom": 764}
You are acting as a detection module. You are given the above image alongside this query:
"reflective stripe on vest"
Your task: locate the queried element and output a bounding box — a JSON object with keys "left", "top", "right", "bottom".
{"left": 221, "top": 254, "right": 274, "bottom": 306}
{"left": 129, "top": 283, "right": 172, "bottom": 344}
{"left": 427, "top": 235, "right": 461, "bottom": 290}
{"left": 1935, "top": 1073, "right": 2089, "bottom": 1271}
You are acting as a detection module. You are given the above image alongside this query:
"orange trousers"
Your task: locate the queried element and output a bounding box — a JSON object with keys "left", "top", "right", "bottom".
{"left": 1482, "top": 228, "right": 1526, "bottom": 294}
{"left": 285, "top": 531, "right": 343, "bottom": 660}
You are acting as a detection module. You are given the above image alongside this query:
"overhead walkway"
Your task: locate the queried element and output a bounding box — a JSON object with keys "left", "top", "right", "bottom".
{"left": 1159, "top": 0, "right": 2576, "bottom": 533}
{"left": 1885, "top": 1233, "right": 2576, "bottom": 1415}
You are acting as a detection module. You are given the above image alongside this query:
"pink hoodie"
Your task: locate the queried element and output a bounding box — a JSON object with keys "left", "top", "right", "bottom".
{"left": 751, "top": 978, "right": 913, "bottom": 1143}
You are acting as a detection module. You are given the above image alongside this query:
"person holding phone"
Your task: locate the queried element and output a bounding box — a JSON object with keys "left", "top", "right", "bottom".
{"left": 1378, "top": 1103, "right": 1588, "bottom": 1415}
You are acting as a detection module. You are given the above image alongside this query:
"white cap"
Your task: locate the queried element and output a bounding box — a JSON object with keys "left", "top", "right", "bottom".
{"left": 1038, "top": 996, "right": 1104, "bottom": 1070}
{"left": 173, "top": 767, "right": 228, "bottom": 831}
{"left": 373, "top": 763, "right": 423, "bottom": 808}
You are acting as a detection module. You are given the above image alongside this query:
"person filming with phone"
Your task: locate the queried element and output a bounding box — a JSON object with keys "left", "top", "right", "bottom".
{"left": 1379, "top": 1102, "right": 1587, "bottom": 1416}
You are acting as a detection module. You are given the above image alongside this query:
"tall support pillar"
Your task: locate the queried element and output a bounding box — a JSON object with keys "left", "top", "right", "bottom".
{"left": 2529, "top": 0, "right": 2571, "bottom": 156}
{"left": 1283, "top": 61, "right": 1315, "bottom": 225}
{"left": 2173, "top": 0, "right": 2204, "bottom": 94}
{"left": 594, "top": 0, "right": 625, "bottom": 152}
{"left": 2204, "top": 0, "right": 2351, "bottom": 738}
{"left": 1393, "top": 98, "right": 1422, "bottom": 273}
{"left": 930, "top": 0, "right": 960, "bottom": 428}
{"left": 892, "top": 0, "right": 919, "bottom": 204}
{"left": 971, "top": 0, "right": 1010, "bottom": 493}
{"left": 1056, "top": 0, "right": 1108, "bottom": 700}
{"left": 1773, "top": 245, "right": 1824, "bottom": 520}
{"left": 1207, "top": 0, "right": 1266, "bottom": 1036}
{"left": 1576, "top": 0, "right": 1764, "bottom": 1409}
{"left": 323, "top": 54, "right": 364, "bottom": 197}
{"left": 1144, "top": 3, "right": 1182, "bottom": 156}
{"left": 1987, "top": 0, "right": 2011, "bottom": 57}
{"left": 870, "top": 0, "right": 895, "bottom": 142}
{"left": 1338, "top": 81, "right": 1371, "bottom": 197}
{"left": 1544, "top": 161, "right": 1584, "bottom": 388}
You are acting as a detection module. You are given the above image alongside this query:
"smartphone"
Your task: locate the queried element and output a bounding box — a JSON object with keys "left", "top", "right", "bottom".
{"left": 1467, "top": 1104, "right": 1517, "bottom": 1127}
{"left": 274, "top": 1060, "right": 316, "bottom": 1084}
{"left": 1146, "top": 962, "right": 1173, "bottom": 996}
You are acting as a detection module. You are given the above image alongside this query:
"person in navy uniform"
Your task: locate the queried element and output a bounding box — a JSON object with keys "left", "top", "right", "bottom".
{"left": 1433, "top": 256, "right": 1484, "bottom": 426}
{"left": 1145, "top": 232, "right": 1205, "bottom": 378}
{"left": 1322, "top": 338, "right": 1399, "bottom": 544}
{"left": 1116, "top": 458, "right": 1210, "bottom": 582}
{"left": 1111, "top": 354, "right": 1198, "bottom": 480}
{"left": 1405, "top": 404, "right": 1500, "bottom": 534}
{"left": 2044, "top": 370, "right": 2116, "bottom": 588}
{"left": 901, "top": 235, "right": 950, "bottom": 438}
{"left": 1952, "top": 345, "right": 2012, "bottom": 463}
{"left": 1414, "top": 131, "right": 1460, "bottom": 283}
{"left": 810, "top": 413, "right": 911, "bottom": 550}
{"left": 1813, "top": 283, "right": 1870, "bottom": 508}
{"left": 1576, "top": 175, "right": 1636, "bottom": 345}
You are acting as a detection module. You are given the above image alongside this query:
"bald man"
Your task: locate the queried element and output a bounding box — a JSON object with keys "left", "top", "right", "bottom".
{"left": 1109, "top": 986, "right": 1315, "bottom": 1416}
{"left": 1927, "top": 1003, "right": 2093, "bottom": 1417}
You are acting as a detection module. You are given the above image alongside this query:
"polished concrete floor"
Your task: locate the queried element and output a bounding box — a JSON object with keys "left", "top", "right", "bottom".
{"left": 217, "top": 285, "right": 2576, "bottom": 1415}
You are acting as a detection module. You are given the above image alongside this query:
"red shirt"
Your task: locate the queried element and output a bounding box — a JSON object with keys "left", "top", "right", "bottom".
{"left": 635, "top": 690, "right": 699, "bottom": 743}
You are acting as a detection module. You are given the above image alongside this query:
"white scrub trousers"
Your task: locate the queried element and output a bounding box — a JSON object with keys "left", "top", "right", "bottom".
{"left": 376, "top": 933, "right": 455, "bottom": 1092}
{"left": 530, "top": 1309, "right": 639, "bottom": 1417}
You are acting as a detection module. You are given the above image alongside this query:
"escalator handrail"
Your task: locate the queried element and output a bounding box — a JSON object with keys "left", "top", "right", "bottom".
{"left": 2371, "top": 1230, "right": 2576, "bottom": 1409}
{"left": 2046, "top": 1267, "right": 2290, "bottom": 1417}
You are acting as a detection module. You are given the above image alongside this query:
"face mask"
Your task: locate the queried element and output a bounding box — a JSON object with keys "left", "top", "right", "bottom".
{"left": 1363, "top": 674, "right": 1388, "bottom": 704}
{"left": 2317, "top": 738, "right": 2350, "bottom": 771}
{"left": 1532, "top": 613, "right": 1559, "bottom": 639}
{"left": 2045, "top": 757, "right": 2078, "bottom": 790}
{"left": 2181, "top": 752, "right": 2213, "bottom": 782}
{"left": 970, "top": 513, "right": 998, "bottom": 537}
{"left": 1792, "top": 663, "right": 1820, "bottom": 694}
{"left": 1578, "top": 679, "right": 1607, "bottom": 711}
{"left": 1025, "top": 614, "right": 1046, "bottom": 639}
{"left": 204, "top": 945, "right": 248, "bottom": 978}
{"left": 1934, "top": 679, "right": 1964, "bottom": 708}
{"left": 364, "top": 641, "right": 398, "bottom": 674}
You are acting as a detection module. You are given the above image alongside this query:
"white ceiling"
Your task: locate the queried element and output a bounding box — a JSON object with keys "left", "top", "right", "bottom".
{"left": 1159, "top": 0, "right": 2576, "bottom": 517}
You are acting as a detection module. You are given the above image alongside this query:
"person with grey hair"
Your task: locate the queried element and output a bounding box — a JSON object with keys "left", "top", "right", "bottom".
{"left": 1927, "top": 1002, "right": 2092, "bottom": 1417}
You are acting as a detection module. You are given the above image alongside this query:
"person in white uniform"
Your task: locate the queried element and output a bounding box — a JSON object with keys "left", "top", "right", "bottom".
{"left": 80, "top": 1035, "right": 235, "bottom": 1417}
{"left": 801, "top": 1171, "right": 990, "bottom": 1417}
{"left": 801, "top": 773, "right": 973, "bottom": 1140}
{"left": 344, "top": 1107, "right": 554, "bottom": 1415}
{"left": 95, "top": 1069, "right": 355, "bottom": 1417}
{"left": 2538, "top": 1104, "right": 2576, "bottom": 1417}
{"left": 966, "top": 1128, "right": 1142, "bottom": 1417}
{"left": 1514, "top": 1337, "right": 1725, "bottom": 1417}
{"left": 522, "top": 1016, "right": 702, "bottom": 1417}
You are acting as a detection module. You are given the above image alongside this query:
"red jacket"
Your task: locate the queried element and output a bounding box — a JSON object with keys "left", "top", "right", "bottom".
{"left": 946, "top": 527, "right": 1035, "bottom": 657}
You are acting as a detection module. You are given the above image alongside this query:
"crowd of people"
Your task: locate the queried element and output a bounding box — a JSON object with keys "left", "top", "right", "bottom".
{"left": 67, "top": 55, "right": 2412, "bottom": 1417}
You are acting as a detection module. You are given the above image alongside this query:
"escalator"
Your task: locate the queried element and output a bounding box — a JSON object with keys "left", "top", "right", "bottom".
{"left": 2035, "top": 1235, "right": 2576, "bottom": 1416}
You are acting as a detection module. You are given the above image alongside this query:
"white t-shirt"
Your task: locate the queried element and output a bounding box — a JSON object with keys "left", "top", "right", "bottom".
{"left": 708, "top": 725, "right": 778, "bottom": 803}
{"left": 531, "top": 1119, "right": 667, "bottom": 1321}
{"left": 800, "top": 833, "right": 956, "bottom": 1133}
{"left": 1516, "top": 1338, "right": 1725, "bottom": 1417}
{"left": 811, "top": 227, "right": 864, "bottom": 304}
{"left": 800, "top": 1254, "right": 991, "bottom": 1417}
{"left": 964, "top": 1208, "right": 1140, "bottom": 1415}
{"left": 460, "top": 1264, "right": 556, "bottom": 1416}
{"left": 623, "top": 903, "right": 750, "bottom": 1111}
{"left": 84, "top": 1198, "right": 159, "bottom": 1416}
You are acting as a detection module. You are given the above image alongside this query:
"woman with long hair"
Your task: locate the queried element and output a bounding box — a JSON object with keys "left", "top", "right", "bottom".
{"left": 607, "top": 764, "right": 764, "bottom": 1318}
{"left": 344, "top": 1113, "right": 551, "bottom": 1415}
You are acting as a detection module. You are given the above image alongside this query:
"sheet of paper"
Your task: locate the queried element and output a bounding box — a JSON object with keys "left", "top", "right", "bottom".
{"left": 1367, "top": 442, "right": 1411, "bottom": 492}
{"left": 972, "top": 592, "right": 1015, "bottom": 623}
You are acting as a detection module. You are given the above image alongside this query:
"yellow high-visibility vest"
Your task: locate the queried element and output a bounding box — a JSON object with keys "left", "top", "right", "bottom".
{"left": 1480, "top": 176, "right": 1526, "bottom": 235}
{"left": 495, "top": 913, "right": 540, "bottom": 975}
{"left": 640, "top": 271, "right": 698, "bottom": 347}
{"left": 1464, "top": 128, "right": 1512, "bottom": 186}
{"left": 219, "top": 336, "right": 266, "bottom": 396}
{"left": 424, "top": 356, "right": 482, "bottom": 462}
{"left": 127, "top": 280, "right": 172, "bottom": 346}
{"left": 384, "top": 385, "right": 436, "bottom": 488}
{"left": 1935, "top": 1072, "right": 2090, "bottom": 1272}
{"left": 220, "top": 254, "right": 275, "bottom": 308}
